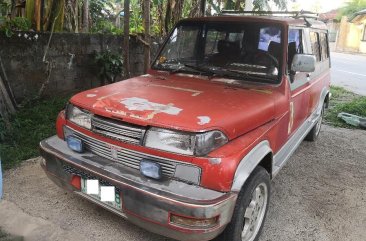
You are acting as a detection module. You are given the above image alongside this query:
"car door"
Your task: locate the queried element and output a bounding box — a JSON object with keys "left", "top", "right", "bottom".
{"left": 287, "top": 28, "right": 311, "bottom": 135}
{"left": 307, "top": 31, "right": 331, "bottom": 115}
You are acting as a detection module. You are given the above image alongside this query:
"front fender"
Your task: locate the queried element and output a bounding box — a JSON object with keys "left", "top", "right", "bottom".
{"left": 231, "top": 141, "right": 272, "bottom": 192}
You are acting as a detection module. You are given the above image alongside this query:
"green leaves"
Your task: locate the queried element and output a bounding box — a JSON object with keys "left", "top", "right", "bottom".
{"left": 94, "top": 49, "right": 124, "bottom": 85}
{"left": 0, "top": 97, "right": 70, "bottom": 169}
{"left": 91, "top": 19, "right": 123, "bottom": 34}
{"left": 338, "top": 0, "right": 366, "bottom": 19}
{"left": 0, "top": 17, "right": 31, "bottom": 37}
{"left": 253, "top": 0, "right": 287, "bottom": 11}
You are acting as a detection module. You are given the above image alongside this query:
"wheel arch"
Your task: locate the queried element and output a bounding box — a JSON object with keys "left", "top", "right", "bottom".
{"left": 231, "top": 141, "right": 273, "bottom": 192}
{"left": 324, "top": 91, "right": 330, "bottom": 108}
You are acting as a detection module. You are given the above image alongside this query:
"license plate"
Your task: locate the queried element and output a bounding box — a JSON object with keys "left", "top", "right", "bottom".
{"left": 81, "top": 178, "right": 122, "bottom": 210}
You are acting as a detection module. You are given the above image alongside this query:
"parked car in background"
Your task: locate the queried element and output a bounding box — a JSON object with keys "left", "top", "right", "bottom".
{"left": 40, "top": 11, "right": 331, "bottom": 241}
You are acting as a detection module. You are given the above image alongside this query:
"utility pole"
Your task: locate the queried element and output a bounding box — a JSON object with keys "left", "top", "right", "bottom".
{"left": 143, "top": 0, "right": 151, "bottom": 73}
{"left": 123, "top": 0, "right": 130, "bottom": 78}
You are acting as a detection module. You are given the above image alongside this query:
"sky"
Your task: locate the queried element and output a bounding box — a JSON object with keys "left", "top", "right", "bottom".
{"left": 289, "top": 0, "right": 348, "bottom": 13}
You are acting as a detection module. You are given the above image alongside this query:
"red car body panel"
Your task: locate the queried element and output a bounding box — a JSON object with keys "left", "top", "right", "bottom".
{"left": 69, "top": 73, "right": 278, "bottom": 140}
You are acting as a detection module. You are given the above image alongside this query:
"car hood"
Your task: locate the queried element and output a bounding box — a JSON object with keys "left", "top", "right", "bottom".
{"left": 70, "top": 74, "right": 277, "bottom": 139}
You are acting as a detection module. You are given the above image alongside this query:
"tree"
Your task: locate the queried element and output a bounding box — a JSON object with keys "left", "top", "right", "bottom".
{"left": 82, "top": 0, "right": 89, "bottom": 32}
{"left": 338, "top": 0, "right": 366, "bottom": 19}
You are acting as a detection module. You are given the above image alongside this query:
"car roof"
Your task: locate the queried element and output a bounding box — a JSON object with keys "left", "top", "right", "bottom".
{"left": 180, "top": 15, "right": 328, "bottom": 30}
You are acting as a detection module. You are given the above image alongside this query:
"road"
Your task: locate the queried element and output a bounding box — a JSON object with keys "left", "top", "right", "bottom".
{"left": 331, "top": 52, "right": 366, "bottom": 95}
{"left": 0, "top": 125, "right": 366, "bottom": 241}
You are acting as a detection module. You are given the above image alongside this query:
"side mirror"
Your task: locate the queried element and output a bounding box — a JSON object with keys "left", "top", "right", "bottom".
{"left": 291, "top": 54, "right": 316, "bottom": 73}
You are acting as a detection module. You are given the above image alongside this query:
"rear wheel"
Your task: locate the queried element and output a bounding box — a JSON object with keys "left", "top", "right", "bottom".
{"left": 216, "top": 166, "right": 270, "bottom": 241}
{"left": 305, "top": 104, "right": 325, "bottom": 142}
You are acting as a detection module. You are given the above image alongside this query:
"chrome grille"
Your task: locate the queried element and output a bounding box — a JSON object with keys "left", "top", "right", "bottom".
{"left": 65, "top": 127, "right": 177, "bottom": 177}
{"left": 92, "top": 115, "right": 145, "bottom": 145}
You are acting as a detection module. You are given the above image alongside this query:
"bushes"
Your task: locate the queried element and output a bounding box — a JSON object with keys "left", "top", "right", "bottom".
{"left": 0, "top": 97, "right": 69, "bottom": 169}
{"left": 0, "top": 17, "right": 31, "bottom": 37}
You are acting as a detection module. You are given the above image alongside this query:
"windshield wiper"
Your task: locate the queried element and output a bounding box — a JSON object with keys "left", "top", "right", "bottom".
{"left": 182, "top": 64, "right": 216, "bottom": 75}
{"left": 169, "top": 64, "right": 215, "bottom": 75}
{"left": 214, "top": 68, "right": 276, "bottom": 81}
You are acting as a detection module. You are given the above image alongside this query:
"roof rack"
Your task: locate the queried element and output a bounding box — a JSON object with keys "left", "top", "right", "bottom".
{"left": 220, "top": 10, "right": 319, "bottom": 20}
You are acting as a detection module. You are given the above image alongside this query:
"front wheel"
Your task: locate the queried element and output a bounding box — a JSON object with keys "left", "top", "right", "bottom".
{"left": 216, "top": 166, "right": 270, "bottom": 241}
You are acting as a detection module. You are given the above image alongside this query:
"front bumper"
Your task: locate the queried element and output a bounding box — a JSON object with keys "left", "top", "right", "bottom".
{"left": 40, "top": 136, "right": 237, "bottom": 241}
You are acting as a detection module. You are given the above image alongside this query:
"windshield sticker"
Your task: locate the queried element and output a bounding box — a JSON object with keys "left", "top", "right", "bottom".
{"left": 197, "top": 116, "right": 211, "bottom": 125}
{"left": 120, "top": 97, "right": 182, "bottom": 115}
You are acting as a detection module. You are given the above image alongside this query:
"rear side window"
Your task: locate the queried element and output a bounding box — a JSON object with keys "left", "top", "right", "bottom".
{"left": 288, "top": 29, "right": 303, "bottom": 53}
{"left": 310, "top": 32, "right": 321, "bottom": 62}
{"left": 320, "top": 33, "right": 329, "bottom": 60}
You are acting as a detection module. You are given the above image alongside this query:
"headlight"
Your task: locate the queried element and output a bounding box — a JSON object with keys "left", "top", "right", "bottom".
{"left": 144, "top": 128, "right": 228, "bottom": 156}
{"left": 66, "top": 104, "right": 92, "bottom": 129}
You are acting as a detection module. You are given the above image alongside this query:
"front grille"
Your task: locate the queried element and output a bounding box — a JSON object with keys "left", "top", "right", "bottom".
{"left": 67, "top": 127, "right": 177, "bottom": 177}
{"left": 92, "top": 115, "right": 145, "bottom": 145}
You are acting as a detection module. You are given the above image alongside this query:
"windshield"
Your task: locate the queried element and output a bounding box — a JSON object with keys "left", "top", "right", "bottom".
{"left": 153, "top": 22, "right": 283, "bottom": 83}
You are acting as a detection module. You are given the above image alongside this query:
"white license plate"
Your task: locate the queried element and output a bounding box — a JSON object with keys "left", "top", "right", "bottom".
{"left": 81, "top": 178, "right": 122, "bottom": 210}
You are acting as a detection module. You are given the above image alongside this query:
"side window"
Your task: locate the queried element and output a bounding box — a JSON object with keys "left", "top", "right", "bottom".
{"left": 310, "top": 32, "right": 321, "bottom": 62}
{"left": 320, "top": 33, "right": 329, "bottom": 60}
{"left": 288, "top": 29, "right": 303, "bottom": 68}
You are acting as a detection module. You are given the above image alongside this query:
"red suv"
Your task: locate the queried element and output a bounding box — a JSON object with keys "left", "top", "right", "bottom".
{"left": 40, "top": 12, "right": 330, "bottom": 241}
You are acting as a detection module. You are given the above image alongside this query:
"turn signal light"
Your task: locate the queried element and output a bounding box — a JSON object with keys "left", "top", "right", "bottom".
{"left": 170, "top": 214, "right": 218, "bottom": 229}
{"left": 70, "top": 175, "right": 81, "bottom": 190}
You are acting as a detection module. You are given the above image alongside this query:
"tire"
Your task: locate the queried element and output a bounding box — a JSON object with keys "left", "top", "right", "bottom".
{"left": 215, "top": 166, "right": 270, "bottom": 241}
{"left": 305, "top": 104, "right": 325, "bottom": 142}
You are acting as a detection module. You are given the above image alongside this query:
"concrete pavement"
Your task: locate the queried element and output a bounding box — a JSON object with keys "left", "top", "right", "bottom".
{"left": 331, "top": 52, "right": 366, "bottom": 95}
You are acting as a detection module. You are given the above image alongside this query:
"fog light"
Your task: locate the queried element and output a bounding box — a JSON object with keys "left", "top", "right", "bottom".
{"left": 66, "top": 136, "right": 83, "bottom": 153}
{"left": 170, "top": 214, "right": 219, "bottom": 229}
{"left": 140, "top": 160, "right": 162, "bottom": 180}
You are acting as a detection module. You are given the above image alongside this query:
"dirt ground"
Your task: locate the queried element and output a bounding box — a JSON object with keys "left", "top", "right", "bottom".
{"left": 0, "top": 125, "right": 365, "bottom": 241}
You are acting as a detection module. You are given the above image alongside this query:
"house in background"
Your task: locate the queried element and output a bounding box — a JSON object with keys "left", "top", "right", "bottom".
{"left": 350, "top": 9, "right": 366, "bottom": 53}
{"left": 336, "top": 9, "right": 366, "bottom": 53}
{"left": 319, "top": 9, "right": 340, "bottom": 43}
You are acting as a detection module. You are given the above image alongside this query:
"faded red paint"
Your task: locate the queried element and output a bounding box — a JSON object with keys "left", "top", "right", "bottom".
{"left": 54, "top": 16, "right": 331, "bottom": 194}
{"left": 70, "top": 74, "right": 277, "bottom": 140}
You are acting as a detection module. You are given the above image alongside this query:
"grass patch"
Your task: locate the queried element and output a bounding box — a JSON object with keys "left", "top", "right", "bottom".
{"left": 324, "top": 86, "right": 366, "bottom": 128}
{"left": 0, "top": 97, "right": 69, "bottom": 169}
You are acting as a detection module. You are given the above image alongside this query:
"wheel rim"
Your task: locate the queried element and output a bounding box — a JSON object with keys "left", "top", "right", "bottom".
{"left": 241, "top": 183, "right": 268, "bottom": 241}
{"left": 315, "top": 108, "right": 324, "bottom": 136}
